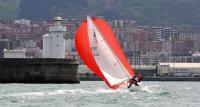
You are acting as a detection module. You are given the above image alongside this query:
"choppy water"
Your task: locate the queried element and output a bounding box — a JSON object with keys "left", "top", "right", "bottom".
{"left": 0, "top": 81, "right": 199, "bottom": 107}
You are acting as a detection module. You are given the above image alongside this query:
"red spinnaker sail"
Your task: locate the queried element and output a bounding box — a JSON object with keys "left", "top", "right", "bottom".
{"left": 75, "top": 17, "right": 135, "bottom": 89}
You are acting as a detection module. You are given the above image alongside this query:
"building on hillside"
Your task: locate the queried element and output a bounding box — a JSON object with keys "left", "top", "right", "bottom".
{"left": 0, "top": 39, "right": 11, "bottom": 58}
{"left": 148, "top": 26, "right": 177, "bottom": 41}
{"left": 175, "top": 30, "right": 200, "bottom": 53}
{"left": 15, "top": 19, "right": 31, "bottom": 26}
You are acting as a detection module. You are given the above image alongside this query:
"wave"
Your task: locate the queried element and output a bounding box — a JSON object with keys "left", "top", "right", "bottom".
{"left": 0, "top": 84, "right": 168, "bottom": 98}
{"left": 0, "top": 88, "right": 132, "bottom": 98}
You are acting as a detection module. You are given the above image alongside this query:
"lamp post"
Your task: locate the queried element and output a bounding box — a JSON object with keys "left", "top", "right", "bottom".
{"left": 138, "top": 40, "right": 141, "bottom": 73}
{"left": 189, "top": 51, "right": 192, "bottom": 62}
{"left": 139, "top": 50, "right": 140, "bottom": 73}
{"left": 139, "top": 50, "right": 144, "bottom": 73}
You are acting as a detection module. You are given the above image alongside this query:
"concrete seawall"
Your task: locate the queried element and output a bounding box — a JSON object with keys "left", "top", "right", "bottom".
{"left": 143, "top": 77, "right": 200, "bottom": 81}
{"left": 78, "top": 65, "right": 157, "bottom": 77}
{"left": 0, "top": 58, "right": 79, "bottom": 83}
{"left": 80, "top": 75, "right": 200, "bottom": 81}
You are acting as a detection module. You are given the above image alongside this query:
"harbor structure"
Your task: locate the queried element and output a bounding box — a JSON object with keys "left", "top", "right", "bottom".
{"left": 43, "top": 16, "right": 66, "bottom": 58}
{"left": 0, "top": 16, "right": 79, "bottom": 83}
{"left": 158, "top": 63, "right": 200, "bottom": 77}
{"left": 78, "top": 65, "right": 157, "bottom": 77}
{"left": 3, "top": 49, "right": 26, "bottom": 58}
{"left": 0, "top": 58, "right": 79, "bottom": 83}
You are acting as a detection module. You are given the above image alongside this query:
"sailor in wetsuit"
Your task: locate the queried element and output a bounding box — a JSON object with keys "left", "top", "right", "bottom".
{"left": 128, "top": 74, "right": 143, "bottom": 88}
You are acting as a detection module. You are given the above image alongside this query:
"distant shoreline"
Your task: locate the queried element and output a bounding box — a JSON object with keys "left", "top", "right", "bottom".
{"left": 80, "top": 76, "right": 200, "bottom": 81}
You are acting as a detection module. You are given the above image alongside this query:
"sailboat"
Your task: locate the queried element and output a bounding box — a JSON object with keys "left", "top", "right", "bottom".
{"left": 75, "top": 16, "right": 136, "bottom": 89}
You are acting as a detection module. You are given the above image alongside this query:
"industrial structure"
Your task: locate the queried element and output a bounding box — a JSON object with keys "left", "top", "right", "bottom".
{"left": 3, "top": 49, "right": 26, "bottom": 58}
{"left": 158, "top": 63, "right": 200, "bottom": 77}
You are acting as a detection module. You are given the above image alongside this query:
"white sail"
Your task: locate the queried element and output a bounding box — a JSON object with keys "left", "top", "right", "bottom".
{"left": 87, "top": 16, "right": 131, "bottom": 86}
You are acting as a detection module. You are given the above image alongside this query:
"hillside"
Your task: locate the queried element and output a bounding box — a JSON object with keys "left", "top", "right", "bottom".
{"left": 0, "top": 0, "right": 21, "bottom": 20}
{"left": 1, "top": 0, "right": 200, "bottom": 28}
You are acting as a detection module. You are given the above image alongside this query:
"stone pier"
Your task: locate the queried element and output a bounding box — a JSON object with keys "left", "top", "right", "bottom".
{"left": 0, "top": 58, "right": 79, "bottom": 83}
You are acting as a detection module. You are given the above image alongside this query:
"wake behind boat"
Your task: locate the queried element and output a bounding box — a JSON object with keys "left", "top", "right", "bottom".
{"left": 128, "top": 82, "right": 144, "bottom": 92}
{"left": 75, "top": 16, "right": 142, "bottom": 89}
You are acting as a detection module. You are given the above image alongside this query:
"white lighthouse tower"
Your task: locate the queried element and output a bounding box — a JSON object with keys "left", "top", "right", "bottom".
{"left": 43, "top": 16, "right": 66, "bottom": 58}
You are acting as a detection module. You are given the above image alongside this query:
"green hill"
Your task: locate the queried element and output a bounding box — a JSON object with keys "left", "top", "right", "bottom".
{"left": 1, "top": 0, "right": 200, "bottom": 28}
{"left": 0, "top": 0, "right": 21, "bottom": 20}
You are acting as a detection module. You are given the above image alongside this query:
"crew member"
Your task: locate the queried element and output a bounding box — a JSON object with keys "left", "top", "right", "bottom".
{"left": 128, "top": 75, "right": 143, "bottom": 88}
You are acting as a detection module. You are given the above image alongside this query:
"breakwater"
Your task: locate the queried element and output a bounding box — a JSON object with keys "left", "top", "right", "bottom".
{"left": 0, "top": 58, "right": 79, "bottom": 83}
{"left": 80, "top": 75, "right": 200, "bottom": 81}
{"left": 143, "top": 77, "right": 200, "bottom": 81}
{"left": 78, "top": 65, "right": 200, "bottom": 81}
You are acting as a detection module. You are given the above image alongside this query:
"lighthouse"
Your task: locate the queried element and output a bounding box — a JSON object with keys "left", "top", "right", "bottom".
{"left": 43, "top": 16, "right": 66, "bottom": 58}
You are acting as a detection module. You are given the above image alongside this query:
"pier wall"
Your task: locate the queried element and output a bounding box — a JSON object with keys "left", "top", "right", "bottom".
{"left": 78, "top": 65, "right": 157, "bottom": 76}
{"left": 80, "top": 75, "right": 200, "bottom": 81}
{"left": 0, "top": 58, "right": 79, "bottom": 83}
{"left": 78, "top": 65, "right": 200, "bottom": 81}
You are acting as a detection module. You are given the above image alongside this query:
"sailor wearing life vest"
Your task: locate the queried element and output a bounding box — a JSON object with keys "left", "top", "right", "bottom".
{"left": 128, "top": 74, "right": 143, "bottom": 88}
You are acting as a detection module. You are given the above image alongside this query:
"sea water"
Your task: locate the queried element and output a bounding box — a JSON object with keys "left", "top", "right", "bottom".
{"left": 0, "top": 81, "right": 199, "bottom": 107}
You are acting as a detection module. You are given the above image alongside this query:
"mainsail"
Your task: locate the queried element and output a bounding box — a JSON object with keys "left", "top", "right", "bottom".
{"left": 75, "top": 16, "right": 136, "bottom": 89}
